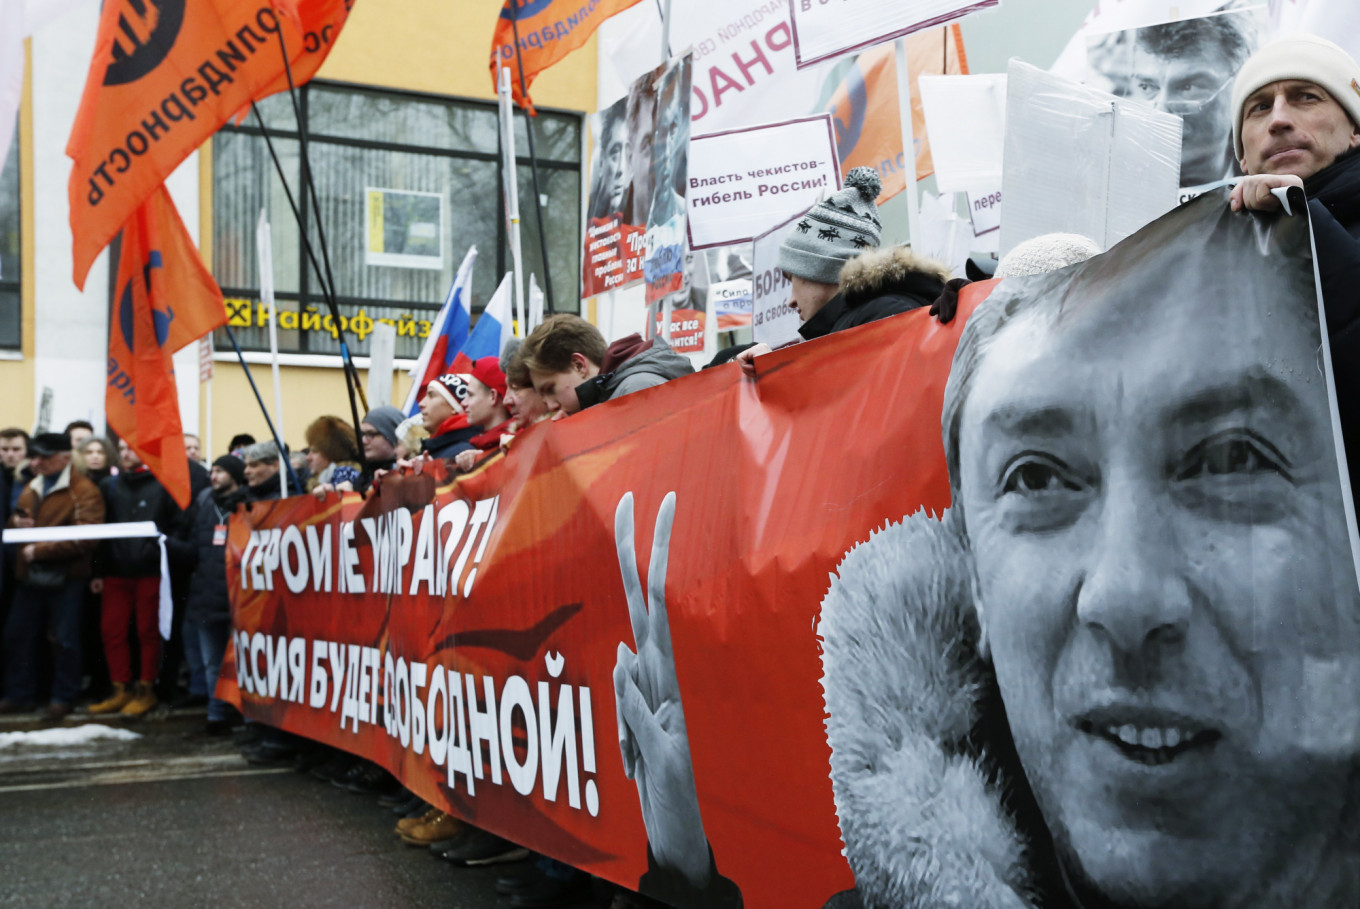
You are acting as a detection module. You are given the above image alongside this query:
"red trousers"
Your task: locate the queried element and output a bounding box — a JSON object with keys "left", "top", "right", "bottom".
{"left": 101, "top": 576, "right": 161, "bottom": 684}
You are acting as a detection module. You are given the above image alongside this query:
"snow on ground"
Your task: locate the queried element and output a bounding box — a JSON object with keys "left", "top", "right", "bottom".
{"left": 0, "top": 725, "right": 142, "bottom": 749}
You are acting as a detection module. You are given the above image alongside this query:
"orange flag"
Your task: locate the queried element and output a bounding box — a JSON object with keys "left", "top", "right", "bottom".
{"left": 825, "top": 24, "right": 968, "bottom": 202}
{"left": 490, "top": 0, "right": 643, "bottom": 110}
{"left": 106, "top": 186, "right": 227, "bottom": 508}
{"left": 67, "top": 0, "right": 352, "bottom": 290}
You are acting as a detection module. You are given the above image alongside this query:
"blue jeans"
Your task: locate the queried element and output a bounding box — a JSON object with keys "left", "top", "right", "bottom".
{"left": 4, "top": 578, "right": 84, "bottom": 705}
{"left": 182, "top": 616, "right": 207, "bottom": 696}
{"left": 194, "top": 617, "right": 233, "bottom": 722}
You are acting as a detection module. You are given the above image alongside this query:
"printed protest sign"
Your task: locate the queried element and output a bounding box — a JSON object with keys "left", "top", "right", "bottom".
{"left": 602, "top": 2, "right": 965, "bottom": 192}
{"left": 710, "top": 278, "right": 753, "bottom": 330}
{"left": 966, "top": 187, "right": 1001, "bottom": 236}
{"left": 225, "top": 191, "right": 1359, "bottom": 908}
{"left": 583, "top": 91, "right": 643, "bottom": 296}
{"left": 687, "top": 115, "right": 840, "bottom": 250}
{"left": 643, "top": 53, "right": 693, "bottom": 306}
{"left": 788, "top": 0, "right": 995, "bottom": 68}
{"left": 750, "top": 211, "right": 803, "bottom": 346}
{"left": 584, "top": 54, "right": 693, "bottom": 300}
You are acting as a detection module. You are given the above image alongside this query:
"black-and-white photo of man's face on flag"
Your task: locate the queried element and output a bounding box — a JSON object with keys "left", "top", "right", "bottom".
{"left": 819, "top": 190, "right": 1360, "bottom": 909}
{"left": 1084, "top": 5, "right": 1263, "bottom": 190}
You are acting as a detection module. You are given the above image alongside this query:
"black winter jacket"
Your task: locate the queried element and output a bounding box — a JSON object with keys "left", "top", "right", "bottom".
{"left": 99, "top": 469, "right": 189, "bottom": 578}
{"left": 185, "top": 485, "right": 248, "bottom": 624}
{"left": 1306, "top": 150, "right": 1360, "bottom": 499}
{"left": 245, "top": 472, "right": 282, "bottom": 503}
{"left": 795, "top": 246, "right": 951, "bottom": 342}
{"left": 421, "top": 423, "right": 481, "bottom": 462}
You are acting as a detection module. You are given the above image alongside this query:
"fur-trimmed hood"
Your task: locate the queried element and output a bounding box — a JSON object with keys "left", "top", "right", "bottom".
{"left": 818, "top": 509, "right": 1055, "bottom": 909}
{"left": 838, "top": 246, "right": 952, "bottom": 310}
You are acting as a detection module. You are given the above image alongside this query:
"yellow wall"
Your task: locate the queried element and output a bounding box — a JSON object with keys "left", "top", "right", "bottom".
{"left": 202, "top": 362, "right": 412, "bottom": 456}
{"left": 318, "top": 2, "right": 598, "bottom": 108}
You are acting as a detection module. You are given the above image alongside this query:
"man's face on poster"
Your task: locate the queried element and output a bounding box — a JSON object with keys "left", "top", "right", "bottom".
{"left": 1124, "top": 42, "right": 1235, "bottom": 185}
{"left": 602, "top": 118, "right": 631, "bottom": 215}
{"left": 628, "top": 89, "right": 656, "bottom": 223}
{"left": 955, "top": 236, "right": 1360, "bottom": 905}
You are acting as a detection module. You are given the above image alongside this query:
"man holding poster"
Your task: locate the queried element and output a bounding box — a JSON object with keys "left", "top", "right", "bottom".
{"left": 1230, "top": 34, "right": 1360, "bottom": 508}
{"left": 618, "top": 192, "right": 1360, "bottom": 907}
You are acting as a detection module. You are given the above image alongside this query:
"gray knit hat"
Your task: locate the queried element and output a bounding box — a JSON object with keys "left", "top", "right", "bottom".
{"left": 778, "top": 167, "right": 883, "bottom": 284}
{"left": 362, "top": 405, "right": 405, "bottom": 446}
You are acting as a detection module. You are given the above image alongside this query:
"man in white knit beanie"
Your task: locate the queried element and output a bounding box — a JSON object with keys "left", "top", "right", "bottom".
{"left": 1228, "top": 33, "right": 1360, "bottom": 517}
{"left": 1228, "top": 33, "right": 1360, "bottom": 211}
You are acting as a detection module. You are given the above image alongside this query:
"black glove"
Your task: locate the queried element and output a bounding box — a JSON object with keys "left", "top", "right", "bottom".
{"left": 929, "top": 277, "right": 971, "bottom": 325}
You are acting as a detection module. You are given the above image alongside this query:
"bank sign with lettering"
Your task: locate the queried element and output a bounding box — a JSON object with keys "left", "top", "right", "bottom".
{"left": 686, "top": 115, "right": 841, "bottom": 249}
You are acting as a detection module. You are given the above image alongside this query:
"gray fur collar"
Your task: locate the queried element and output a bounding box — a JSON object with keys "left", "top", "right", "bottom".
{"left": 818, "top": 509, "right": 1038, "bottom": 908}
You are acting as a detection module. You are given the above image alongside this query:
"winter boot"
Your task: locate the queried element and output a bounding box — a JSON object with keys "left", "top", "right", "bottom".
{"left": 120, "top": 681, "right": 158, "bottom": 717}
{"left": 87, "top": 683, "right": 132, "bottom": 715}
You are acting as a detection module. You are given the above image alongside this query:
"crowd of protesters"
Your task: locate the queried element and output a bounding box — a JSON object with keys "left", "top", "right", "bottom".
{"left": 1, "top": 31, "right": 1357, "bottom": 908}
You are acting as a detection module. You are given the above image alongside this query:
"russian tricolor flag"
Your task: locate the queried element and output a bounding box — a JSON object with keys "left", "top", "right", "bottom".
{"left": 458, "top": 272, "right": 516, "bottom": 366}
{"left": 404, "top": 247, "right": 477, "bottom": 416}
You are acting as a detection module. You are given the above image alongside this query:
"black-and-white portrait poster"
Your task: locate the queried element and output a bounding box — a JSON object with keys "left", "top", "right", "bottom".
{"left": 814, "top": 188, "right": 1360, "bottom": 908}
{"left": 1082, "top": 4, "right": 1266, "bottom": 198}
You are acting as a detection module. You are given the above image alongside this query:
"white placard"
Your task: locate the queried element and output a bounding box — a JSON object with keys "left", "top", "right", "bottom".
{"left": 918, "top": 74, "right": 1007, "bottom": 195}
{"left": 788, "top": 0, "right": 996, "bottom": 69}
{"left": 999, "top": 60, "right": 1182, "bottom": 256}
{"left": 750, "top": 212, "right": 804, "bottom": 347}
{"left": 687, "top": 115, "right": 841, "bottom": 250}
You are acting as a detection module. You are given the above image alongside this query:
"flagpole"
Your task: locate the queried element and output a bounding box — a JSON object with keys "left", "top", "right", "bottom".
{"left": 248, "top": 102, "right": 367, "bottom": 465}
{"left": 894, "top": 37, "right": 922, "bottom": 249}
{"left": 224, "top": 325, "right": 302, "bottom": 494}
{"left": 507, "top": 0, "right": 556, "bottom": 315}
{"left": 499, "top": 67, "right": 528, "bottom": 339}
{"left": 267, "top": 33, "right": 368, "bottom": 463}
{"left": 258, "top": 210, "right": 288, "bottom": 498}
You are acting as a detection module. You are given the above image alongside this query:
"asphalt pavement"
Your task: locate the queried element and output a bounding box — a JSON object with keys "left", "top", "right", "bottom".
{"left": 0, "top": 711, "right": 612, "bottom": 909}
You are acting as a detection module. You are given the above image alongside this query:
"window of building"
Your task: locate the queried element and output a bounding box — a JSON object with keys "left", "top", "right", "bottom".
{"left": 0, "top": 128, "right": 20, "bottom": 351}
{"left": 213, "top": 83, "right": 582, "bottom": 361}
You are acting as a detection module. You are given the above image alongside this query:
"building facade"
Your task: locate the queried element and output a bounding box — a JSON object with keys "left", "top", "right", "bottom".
{"left": 0, "top": 0, "right": 597, "bottom": 454}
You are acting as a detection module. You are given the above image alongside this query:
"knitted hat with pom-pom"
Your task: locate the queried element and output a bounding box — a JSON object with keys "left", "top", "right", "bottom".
{"left": 778, "top": 167, "right": 883, "bottom": 285}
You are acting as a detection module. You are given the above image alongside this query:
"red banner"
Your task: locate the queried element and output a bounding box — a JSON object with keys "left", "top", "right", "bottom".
{"left": 222, "top": 287, "right": 988, "bottom": 905}
{"left": 67, "top": 0, "right": 351, "bottom": 289}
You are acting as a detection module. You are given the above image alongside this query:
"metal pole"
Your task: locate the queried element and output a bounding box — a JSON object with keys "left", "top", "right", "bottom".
{"left": 224, "top": 325, "right": 303, "bottom": 494}
{"left": 894, "top": 37, "right": 922, "bottom": 248}
{"left": 258, "top": 210, "right": 288, "bottom": 498}
{"left": 499, "top": 67, "right": 527, "bottom": 338}
{"left": 508, "top": 0, "right": 557, "bottom": 315}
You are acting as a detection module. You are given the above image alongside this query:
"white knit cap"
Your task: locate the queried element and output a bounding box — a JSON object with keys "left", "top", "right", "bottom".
{"left": 1231, "top": 34, "right": 1360, "bottom": 161}
{"left": 996, "top": 233, "right": 1101, "bottom": 279}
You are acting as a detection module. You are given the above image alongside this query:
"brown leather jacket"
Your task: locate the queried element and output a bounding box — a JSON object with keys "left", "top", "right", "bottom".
{"left": 9, "top": 465, "right": 105, "bottom": 581}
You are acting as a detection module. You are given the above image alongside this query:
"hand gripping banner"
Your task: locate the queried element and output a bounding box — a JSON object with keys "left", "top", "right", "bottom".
{"left": 225, "top": 190, "right": 1360, "bottom": 908}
